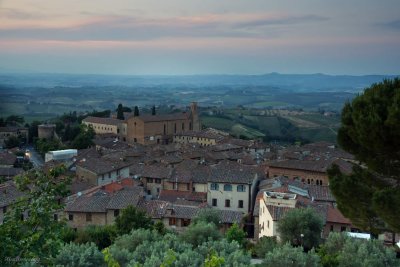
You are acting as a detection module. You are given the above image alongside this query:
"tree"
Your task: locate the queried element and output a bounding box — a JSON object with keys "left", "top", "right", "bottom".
{"left": 54, "top": 242, "right": 105, "bottom": 267}
{"left": 330, "top": 78, "right": 400, "bottom": 233}
{"left": 115, "top": 205, "right": 153, "bottom": 235}
{"left": 278, "top": 208, "right": 324, "bottom": 249}
{"left": 262, "top": 243, "right": 321, "bottom": 267}
{"left": 180, "top": 221, "right": 222, "bottom": 247}
{"left": 28, "top": 120, "right": 41, "bottom": 143}
{"left": 192, "top": 208, "right": 221, "bottom": 226}
{"left": 225, "top": 223, "right": 246, "bottom": 247}
{"left": 75, "top": 225, "right": 117, "bottom": 250}
{"left": 5, "top": 115, "right": 24, "bottom": 126}
{"left": 0, "top": 166, "right": 70, "bottom": 266}
{"left": 4, "top": 135, "right": 21, "bottom": 148}
{"left": 134, "top": 106, "right": 140, "bottom": 116}
{"left": 71, "top": 125, "right": 95, "bottom": 150}
{"left": 116, "top": 103, "right": 124, "bottom": 120}
{"left": 151, "top": 105, "right": 156, "bottom": 115}
{"left": 318, "top": 232, "right": 398, "bottom": 267}
{"left": 254, "top": 236, "right": 278, "bottom": 258}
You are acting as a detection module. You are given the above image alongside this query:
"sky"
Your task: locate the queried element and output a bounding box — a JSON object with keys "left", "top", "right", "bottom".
{"left": 0, "top": 0, "right": 399, "bottom": 75}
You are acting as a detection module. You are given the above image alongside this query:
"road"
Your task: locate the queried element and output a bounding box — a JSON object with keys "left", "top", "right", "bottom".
{"left": 26, "top": 145, "right": 44, "bottom": 168}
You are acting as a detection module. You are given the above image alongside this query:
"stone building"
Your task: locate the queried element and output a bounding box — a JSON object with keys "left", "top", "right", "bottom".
{"left": 38, "top": 124, "right": 56, "bottom": 140}
{"left": 0, "top": 126, "right": 28, "bottom": 146}
{"left": 82, "top": 117, "right": 127, "bottom": 140}
{"left": 126, "top": 102, "right": 200, "bottom": 145}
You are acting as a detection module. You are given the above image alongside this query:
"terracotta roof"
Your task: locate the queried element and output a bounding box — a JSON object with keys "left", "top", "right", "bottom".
{"left": 326, "top": 205, "right": 351, "bottom": 225}
{"left": 83, "top": 116, "right": 121, "bottom": 126}
{"left": 106, "top": 187, "right": 144, "bottom": 210}
{"left": 138, "top": 199, "right": 169, "bottom": 219}
{"left": 208, "top": 161, "right": 265, "bottom": 184}
{"left": 94, "top": 138, "right": 130, "bottom": 151}
{"left": 77, "top": 157, "right": 131, "bottom": 175}
{"left": 268, "top": 159, "right": 336, "bottom": 173}
{"left": 212, "top": 143, "right": 242, "bottom": 152}
{"left": 219, "top": 209, "right": 243, "bottom": 224}
{"left": 166, "top": 204, "right": 199, "bottom": 219}
{"left": 0, "top": 127, "right": 28, "bottom": 132}
{"left": 135, "top": 113, "right": 189, "bottom": 122}
{"left": 142, "top": 165, "right": 172, "bottom": 179}
{"left": 0, "top": 181, "right": 26, "bottom": 208}
{"left": 0, "top": 167, "right": 23, "bottom": 177}
{"left": 158, "top": 190, "right": 207, "bottom": 203}
{"left": 266, "top": 205, "right": 294, "bottom": 220}
{"left": 0, "top": 152, "right": 17, "bottom": 166}
{"left": 308, "top": 185, "right": 335, "bottom": 202}
{"left": 65, "top": 191, "right": 111, "bottom": 213}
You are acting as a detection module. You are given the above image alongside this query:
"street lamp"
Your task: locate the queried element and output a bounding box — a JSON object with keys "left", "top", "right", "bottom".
{"left": 300, "top": 233, "right": 304, "bottom": 247}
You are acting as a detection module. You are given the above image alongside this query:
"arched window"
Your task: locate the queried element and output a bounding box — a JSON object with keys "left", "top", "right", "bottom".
{"left": 163, "top": 124, "right": 166, "bottom": 135}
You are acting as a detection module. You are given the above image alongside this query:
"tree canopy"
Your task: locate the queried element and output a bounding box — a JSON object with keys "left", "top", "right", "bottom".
{"left": 277, "top": 208, "right": 324, "bottom": 249}
{"left": 330, "top": 78, "right": 400, "bottom": 233}
{"left": 114, "top": 205, "right": 153, "bottom": 235}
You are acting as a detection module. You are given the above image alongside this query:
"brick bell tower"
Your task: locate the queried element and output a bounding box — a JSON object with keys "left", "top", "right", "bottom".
{"left": 190, "top": 102, "right": 200, "bottom": 131}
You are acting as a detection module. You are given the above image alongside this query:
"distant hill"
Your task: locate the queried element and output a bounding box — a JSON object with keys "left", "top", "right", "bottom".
{"left": 0, "top": 72, "right": 398, "bottom": 92}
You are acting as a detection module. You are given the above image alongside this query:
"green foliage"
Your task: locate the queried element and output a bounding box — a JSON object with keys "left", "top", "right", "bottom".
{"left": 278, "top": 208, "right": 324, "bottom": 249}
{"left": 192, "top": 208, "right": 221, "bottom": 226}
{"left": 318, "top": 232, "right": 398, "bottom": 267}
{"left": 115, "top": 205, "right": 153, "bottom": 235}
{"left": 134, "top": 106, "right": 139, "bottom": 116}
{"left": 75, "top": 225, "right": 118, "bottom": 250}
{"left": 180, "top": 221, "right": 222, "bottom": 247}
{"left": 225, "top": 223, "right": 246, "bottom": 247}
{"left": 254, "top": 236, "right": 278, "bottom": 258}
{"left": 328, "top": 165, "right": 385, "bottom": 236}
{"left": 262, "top": 243, "right": 321, "bottom": 267}
{"left": 0, "top": 166, "right": 70, "bottom": 266}
{"left": 54, "top": 242, "right": 105, "bottom": 267}
{"left": 71, "top": 124, "right": 95, "bottom": 149}
{"left": 35, "top": 137, "right": 65, "bottom": 156}
{"left": 5, "top": 115, "right": 24, "bottom": 126}
{"left": 333, "top": 78, "right": 400, "bottom": 232}
{"left": 4, "top": 135, "right": 22, "bottom": 148}
{"left": 204, "top": 251, "right": 225, "bottom": 267}
{"left": 60, "top": 226, "right": 78, "bottom": 243}
{"left": 62, "top": 124, "right": 81, "bottom": 142}
{"left": 28, "top": 120, "right": 41, "bottom": 143}
{"left": 154, "top": 220, "right": 167, "bottom": 235}
{"left": 117, "top": 103, "right": 124, "bottom": 120}
{"left": 89, "top": 110, "right": 111, "bottom": 118}
{"left": 102, "top": 248, "right": 121, "bottom": 267}
{"left": 151, "top": 105, "right": 156, "bottom": 115}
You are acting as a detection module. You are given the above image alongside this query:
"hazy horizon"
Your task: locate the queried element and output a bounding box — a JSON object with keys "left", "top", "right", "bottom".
{"left": 1, "top": 0, "right": 399, "bottom": 75}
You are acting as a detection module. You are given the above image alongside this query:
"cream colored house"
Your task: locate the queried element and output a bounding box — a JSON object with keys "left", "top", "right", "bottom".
{"left": 258, "top": 191, "right": 296, "bottom": 239}
{"left": 82, "top": 116, "right": 127, "bottom": 140}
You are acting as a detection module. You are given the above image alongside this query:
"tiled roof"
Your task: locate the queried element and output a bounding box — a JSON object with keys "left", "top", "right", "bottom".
{"left": 308, "top": 185, "right": 335, "bottom": 202}
{"left": 212, "top": 143, "right": 242, "bottom": 152}
{"left": 158, "top": 190, "right": 207, "bottom": 203}
{"left": 0, "top": 127, "right": 28, "bottom": 133}
{"left": 219, "top": 209, "right": 243, "bottom": 224}
{"left": 326, "top": 205, "right": 351, "bottom": 225}
{"left": 94, "top": 138, "right": 130, "bottom": 151}
{"left": 0, "top": 181, "right": 26, "bottom": 208}
{"left": 65, "top": 191, "right": 111, "bottom": 213}
{"left": 166, "top": 204, "right": 199, "bottom": 219}
{"left": 83, "top": 116, "right": 121, "bottom": 126}
{"left": 135, "top": 113, "right": 189, "bottom": 122}
{"left": 0, "top": 167, "right": 23, "bottom": 177}
{"left": 138, "top": 199, "right": 169, "bottom": 219}
{"left": 106, "top": 187, "right": 144, "bottom": 210}
{"left": 142, "top": 165, "right": 172, "bottom": 179}
{"left": 0, "top": 152, "right": 17, "bottom": 166}
{"left": 208, "top": 161, "right": 265, "bottom": 184}
{"left": 77, "top": 157, "right": 131, "bottom": 175}
{"left": 266, "top": 205, "right": 294, "bottom": 220}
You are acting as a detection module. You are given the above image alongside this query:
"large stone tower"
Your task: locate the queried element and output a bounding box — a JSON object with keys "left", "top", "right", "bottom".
{"left": 190, "top": 102, "right": 200, "bottom": 131}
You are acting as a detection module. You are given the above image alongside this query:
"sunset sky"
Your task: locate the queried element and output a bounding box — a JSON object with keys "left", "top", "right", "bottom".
{"left": 1, "top": 0, "right": 399, "bottom": 75}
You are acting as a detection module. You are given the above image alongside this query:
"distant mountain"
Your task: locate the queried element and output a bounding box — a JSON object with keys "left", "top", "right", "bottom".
{"left": 0, "top": 72, "right": 397, "bottom": 92}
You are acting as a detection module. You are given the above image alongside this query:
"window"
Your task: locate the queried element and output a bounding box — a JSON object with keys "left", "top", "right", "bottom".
{"left": 267, "top": 220, "right": 270, "bottom": 228}
{"left": 114, "top": 210, "right": 120, "bottom": 217}
{"left": 212, "top": 198, "right": 218, "bottom": 207}
{"left": 186, "top": 184, "right": 190, "bottom": 191}
{"left": 320, "top": 180, "right": 323, "bottom": 186}
{"left": 69, "top": 214, "right": 74, "bottom": 221}
{"left": 238, "top": 200, "right": 244, "bottom": 208}
{"left": 147, "top": 190, "right": 151, "bottom": 195}
{"left": 210, "top": 183, "right": 219, "bottom": 190}
{"left": 169, "top": 218, "right": 176, "bottom": 225}
{"left": 182, "top": 123, "right": 185, "bottom": 131}
{"left": 54, "top": 214, "right": 58, "bottom": 221}
{"left": 148, "top": 178, "right": 154, "bottom": 183}
{"left": 189, "top": 122, "right": 192, "bottom": 130}
{"left": 163, "top": 124, "right": 166, "bottom": 135}
{"left": 224, "top": 184, "right": 232, "bottom": 191}
{"left": 237, "top": 185, "right": 246, "bottom": 192}
{"left": 225, "top": 199, "right": 230, "bottom": 208}
{"left": 182, "top": 219, "right": 191, "bottom": 227}
{"left": 86, "top": 213, "right": 92, "bottom": 222}
{"left": 330, "top": 225, "right": 334, "bottom": 232}
{"left": 341, "top": 226, "right": 347, "bottom": 232}
{"left": 174, "top": 123, "right": 177, "bottom": 133}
